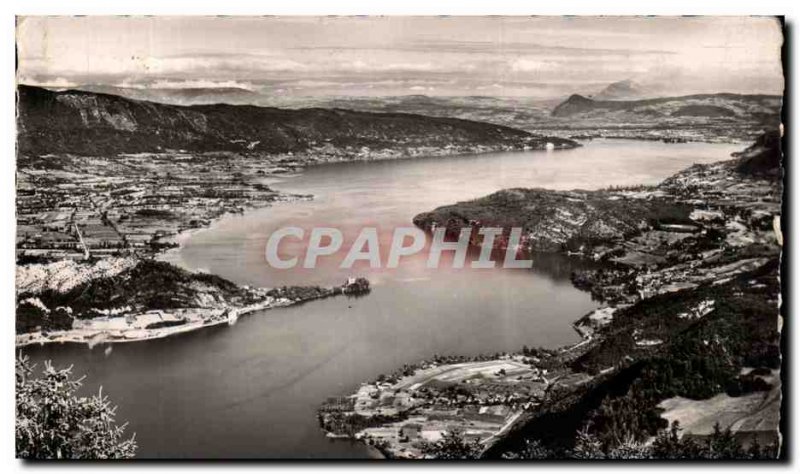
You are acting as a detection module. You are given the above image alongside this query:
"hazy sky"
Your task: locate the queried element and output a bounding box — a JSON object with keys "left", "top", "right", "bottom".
{"left": 16, "top": 16, "right": 784, "bottom": 98}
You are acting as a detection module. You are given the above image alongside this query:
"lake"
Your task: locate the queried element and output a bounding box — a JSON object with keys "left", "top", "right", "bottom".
{"left": 23, "top": 139, "right": 743, "bottom": 458}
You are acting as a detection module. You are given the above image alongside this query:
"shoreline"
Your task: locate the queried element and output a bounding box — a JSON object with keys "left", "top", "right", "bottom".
{"left": 154, "top": 192, "right": 314, "bottom": 269}
{"left": 152, "top": 143, "right": 563, "bottom": 271}
{"left": 315, "top": 134, "right": 783, "bottom": 458}
{"left": 16, "top": 282, "right": 370, "bottom": 348}
{"left": 18, "top": 142, "right": 564, "bottom": 350}
{"left": 315, "top": 309, "right": 599, "bottom": 458}
{"left": 16, "top": 296, "right": 294, "bottom": 348}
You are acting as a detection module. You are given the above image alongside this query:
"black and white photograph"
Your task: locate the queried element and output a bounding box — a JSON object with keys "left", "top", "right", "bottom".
{"left": 8, "top": 9, "right": 791, "bottom": 463}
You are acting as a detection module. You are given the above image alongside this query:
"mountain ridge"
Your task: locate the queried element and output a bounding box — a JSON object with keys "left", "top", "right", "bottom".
{"left": 593, "top": 79, "right": 646, "bottom": 100}
{"left": 17, "top": 85, "right": 571, "bottom": 158}
{"left": 552, "top": 92, "right": 782, "bottom": 120}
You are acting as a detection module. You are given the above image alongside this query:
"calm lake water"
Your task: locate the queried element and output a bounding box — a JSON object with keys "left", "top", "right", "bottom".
{"left": 23, "top": 139, "right": 742, "bottom": 458}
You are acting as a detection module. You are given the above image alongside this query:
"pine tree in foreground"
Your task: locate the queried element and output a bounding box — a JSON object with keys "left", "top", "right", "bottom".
{"left": 16, "top": 355, "right": 137, "bottom": 459}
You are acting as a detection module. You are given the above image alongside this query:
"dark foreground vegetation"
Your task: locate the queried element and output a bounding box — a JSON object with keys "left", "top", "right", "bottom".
{"left": 422, "top": 422, "right": 776, "bottom": 460}
{"left": 16, "top": 356, "right": 137, "bottom": 459}
{"left": 486, "top": 263, "right": 780, "bottom": 459}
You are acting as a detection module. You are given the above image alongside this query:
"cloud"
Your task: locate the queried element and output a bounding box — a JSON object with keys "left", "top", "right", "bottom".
{"left": 15, "top": 16, "right": 784, "bottom": 98}
{"left": 346, "top": 60, "right": 443, "bottom": 72}
{"left": 17, "top": 76, "right": 77, "bottom": 89}
{"left": 475, "top": 83, "right": 505, "bottom": 91}
{"left": 130, "top": 79, "right": 256, "bottom": 90}
{"left": 510, "top": 59, "right": 559, "bottom": 72}
{"left": 403, "top": 39, "right": 677, "bottom": 57}
{"left": 146, "top": 55, "right": 310, "bottom": 75}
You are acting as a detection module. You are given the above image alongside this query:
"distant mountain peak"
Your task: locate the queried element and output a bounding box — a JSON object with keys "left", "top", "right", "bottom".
{"left": 594, "top": 79, "right": 644, "bottom": 100}
{"left": 551, "top": 94, "right": 595, "bottom": 116}
{"left": 550, "top": 90, "right": 782, "bottom": 121}
{"left": 565, "top": 94, "right": 593, "bottom": 103}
